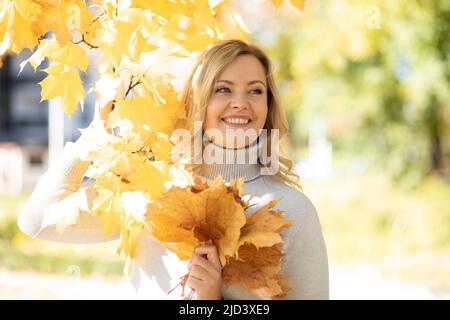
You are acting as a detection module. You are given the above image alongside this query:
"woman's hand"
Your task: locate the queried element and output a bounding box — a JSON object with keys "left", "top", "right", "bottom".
{"left": 187, "top": 243, "right": 223, "bottom": 300}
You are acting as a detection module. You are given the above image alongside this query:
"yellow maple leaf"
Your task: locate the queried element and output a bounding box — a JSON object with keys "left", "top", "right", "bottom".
{"left": 272, "top": 0, "right": 284, "bottom": 7}
{"left": 20, "top": 37, "right": 89, "bottom": 73}
{"left": 118, "top": 6, "right": 157, "bottom": 39}
{"left": 132, "top": 0, "right": 195, "bottom": 22}
{"left": 97, "top": 20, "right": 135, "bottom": 67}
{"left": 12, "top": 0, "right": 42, "bottom": 21}
{"left": 94, "top": 170, "right": 134, "bottom": 194}
{"left": 157, "top": 14, "right": 215, "bottom": 53}
{"left": 140, "top": 78, "right": 187, "bottom": 133}
{"left": 214, "top": 0, "right": 249, "bottom": 41}
{"left": 146, "top": 175, "right": 246, "bottom": 265}
{"left": 91, "top": 187, "right": 122, "bottom": 238}
{"left": 109, "top": 151, "right": 134, "bottom": 179}
{"left": 115, "top": 205, "right": 146, "bottom": 276}
{"left": 290, "top": 0, "right": 306, "bottom": 11}
{"left": 129, "top": 27, "right": 150, "bottom": 61}
{"left": 150, "top": 132, "right": 175, "bottom": 162}
{"left": 92, "top": 150, "right": 172, "bottom": 200}
{"left": 272, "top": 0, "right": 306, "bottom": 11}
{"left": 108, "top": 96, "right": 180, "bottom": 135}
{"left": 36, "top": 0, "right": 96, "bottom": 46}
{"left": 0, "top": 0, "right": 39, "bottom": 55}
{"left": 51, "top": 41, "right": 90, "bottom": 72}
{"left": 39, "top": 63, "right": 85, "bottom": 116}
{"left": 223, "top": 243, "right": 289, "bottom": 299}
{"left": 19, "top": 37, "right": 60, "bottom": 72}
{"left": 40, "top": 187, "right": 93, "bottom": 235}
{"left": 236, "top": 199, "right": 292, "bottom": 254}
{"left": 222, "top": 198, "right": 292, "bottom": 299}
{"left": 91, "top": 75, "right": 124, "bottom": 112}
{"left": 127, "top": 159, "right": 171, "bottom": 199}
{"left": 193, "top": 0, "right": 216, "bottom": 35}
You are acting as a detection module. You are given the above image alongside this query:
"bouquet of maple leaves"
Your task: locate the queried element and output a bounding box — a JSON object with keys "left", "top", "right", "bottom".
{"left": 0, "top": 0, "right": 305, "bottom": 300}
{"left": 146, "top": 175, "right": 293, "bottom": 299}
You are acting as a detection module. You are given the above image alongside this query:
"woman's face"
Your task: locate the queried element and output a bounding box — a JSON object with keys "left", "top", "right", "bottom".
{"left": 203, "top": 54, "right": 269, "bottom": 149}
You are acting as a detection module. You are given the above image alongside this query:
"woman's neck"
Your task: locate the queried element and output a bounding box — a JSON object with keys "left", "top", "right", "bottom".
{"left": 193, "top": 139, "right": 262, "bottom": 182}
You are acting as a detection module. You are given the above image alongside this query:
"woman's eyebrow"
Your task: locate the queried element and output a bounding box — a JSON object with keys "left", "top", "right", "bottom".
{"left": 216, "top": 79, "right": 266, "bottom": 87}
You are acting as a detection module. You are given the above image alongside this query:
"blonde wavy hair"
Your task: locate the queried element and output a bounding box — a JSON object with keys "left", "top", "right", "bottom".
{"left": 179, "top": 39, "right": 302, "bottom": 191}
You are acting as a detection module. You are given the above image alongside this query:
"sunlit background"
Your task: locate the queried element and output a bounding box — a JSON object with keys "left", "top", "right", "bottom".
{"left": 0, "top": 0, "right": 449, "bottom": 299}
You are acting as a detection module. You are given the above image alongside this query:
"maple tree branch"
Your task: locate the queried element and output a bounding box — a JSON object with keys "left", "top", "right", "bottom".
{"left": 110, "top": 170, "right": 130, "bottom": 183}
{"left": 89, "top": 9, "right": 107, "bottom": 27}
{"left": 131, "top": 146, "right": 146, "bottom": 154}
{"left": 125, "top": 79, "right": 142, "bottom": 98}
{"left": 73, "top": 34, "right": 98, "bottom": 49}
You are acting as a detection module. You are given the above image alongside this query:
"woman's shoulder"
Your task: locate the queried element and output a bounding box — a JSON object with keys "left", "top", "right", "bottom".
{"left": 244, "top": 174, "right": 318, "bottom": 221}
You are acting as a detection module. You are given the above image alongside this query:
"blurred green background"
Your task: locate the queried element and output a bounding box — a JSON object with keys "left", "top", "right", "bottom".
{"left": 0, "top": 0, "right": 449, "bottom": 298}
{"left": 268, "top": 0, "right": 450, "bottom": 290}
{"left": 0, "top": 193, "right": 123, "bottom": 276}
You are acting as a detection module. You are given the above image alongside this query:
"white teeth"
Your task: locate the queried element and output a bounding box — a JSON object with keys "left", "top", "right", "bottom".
{"left": 223, "top": 118, "right": 249, "bottom": 124}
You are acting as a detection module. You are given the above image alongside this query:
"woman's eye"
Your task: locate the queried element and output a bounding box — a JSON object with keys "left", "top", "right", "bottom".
{"left": 216, "top": 87, "right": 230, "bottom": 93}
{"left": 250, "top": 88, "right": 263, "bottom": 95}
{"left": 215, "top": 87, "right": 263, "bottom": 94}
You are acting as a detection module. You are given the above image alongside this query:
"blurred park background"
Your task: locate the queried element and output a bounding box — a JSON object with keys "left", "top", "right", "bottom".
{"left": 0, "top": 0, "right": 449, "bottom": 299}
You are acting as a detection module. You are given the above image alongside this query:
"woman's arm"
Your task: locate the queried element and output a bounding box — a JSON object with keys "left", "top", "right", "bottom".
{"left": 17, "top": 140, "right": 119, "bottom": 244}
{"left": 282, "top": 197, "right": 329, "bottom": 300}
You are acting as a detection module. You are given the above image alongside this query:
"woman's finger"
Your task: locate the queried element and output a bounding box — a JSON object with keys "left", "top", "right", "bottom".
{"left": 186, "top": 276, "right": 203, "bottom": 292}
{"left": 189, "top": 264, "right": 210, "bottom": 281}
{"left": 188, "top": 253, "right": 220, "bottom": 273}
{"left": 195, "top": 244, "right": 222, "bottom": 268}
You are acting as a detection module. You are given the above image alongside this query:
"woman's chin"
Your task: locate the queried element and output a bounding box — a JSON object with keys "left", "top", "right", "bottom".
{"left": 204, "top": 125, "right": 260, "bottom": 149}
{"left": 221, "top": 138, "right": 257, "bottom": 149}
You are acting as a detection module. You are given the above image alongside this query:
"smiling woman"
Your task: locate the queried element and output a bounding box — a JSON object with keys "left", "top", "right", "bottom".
{"left": 177, "top": 39, "right": 329, "bottom": 299}
{"left": 17, "top": 39, "right": 329, "bottom": 300}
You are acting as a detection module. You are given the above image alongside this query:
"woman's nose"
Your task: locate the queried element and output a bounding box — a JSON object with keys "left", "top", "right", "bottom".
{"left": 229, "top": 94, "right": 249, "bottom": 109}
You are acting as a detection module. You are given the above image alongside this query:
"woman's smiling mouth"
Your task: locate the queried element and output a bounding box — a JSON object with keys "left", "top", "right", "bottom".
{"left": 221, "top": 115, "right": 252, "bottom": 127}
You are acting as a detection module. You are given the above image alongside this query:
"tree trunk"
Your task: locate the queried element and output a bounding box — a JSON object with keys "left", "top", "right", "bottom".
{"left": 426, "top": 97, "right": 443, "bottom": 172}
{"left": 430, "top": 131, "right": 442, "bottom": 171}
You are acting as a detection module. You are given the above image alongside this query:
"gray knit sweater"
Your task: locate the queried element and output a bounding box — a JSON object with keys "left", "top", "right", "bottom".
{"left": 17, "top": 140, "right": 329, "bottom": 300}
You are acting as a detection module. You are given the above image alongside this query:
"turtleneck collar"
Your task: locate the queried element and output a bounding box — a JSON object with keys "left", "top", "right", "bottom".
{"left": 193, "top": 138, "right": 262, "bottom": 183}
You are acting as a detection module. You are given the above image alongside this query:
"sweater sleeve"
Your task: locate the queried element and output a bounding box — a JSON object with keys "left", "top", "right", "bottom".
{"left": 282, "top": 195, "right": 329, "bottom": 300}
{"left": 17, "top": 140, "right": 119, "bottom": 244}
